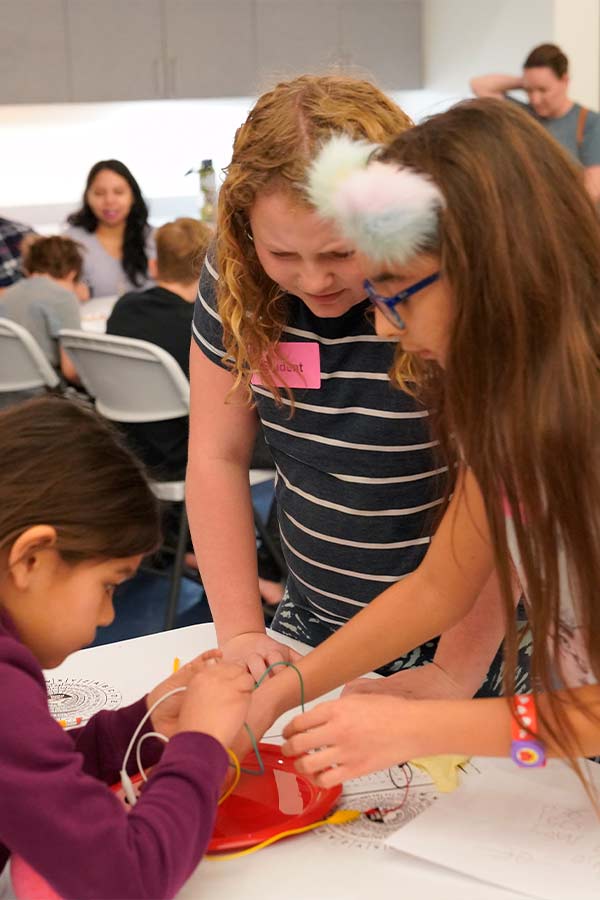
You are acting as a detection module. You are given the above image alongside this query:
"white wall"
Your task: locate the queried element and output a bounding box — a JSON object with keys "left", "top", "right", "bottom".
{"left": 554, "top": 0, "right": 599, "bottom": 108}
{"left": 0, "top": 88, "right": 453, "bottom": 229}
{"left": 0, "top": 97, "right": 255, "bottom": 225}
{"left": 423, "top": 0, "right": 556, "bottom": 95}
{"left": 423, "top": 0, "right": 599, "bottom": 108}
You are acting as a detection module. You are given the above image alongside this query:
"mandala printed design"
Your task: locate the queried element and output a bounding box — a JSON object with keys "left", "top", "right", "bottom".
{"left": 45, "top": 676, "right": 122, "bottom": 728}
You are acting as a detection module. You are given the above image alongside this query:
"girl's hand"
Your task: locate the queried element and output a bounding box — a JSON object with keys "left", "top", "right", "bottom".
{"left": 177, "top": 659, "right": 255, "bottom": 749}
{"left": 281, "top": 695, "right": 425, "bottom": 787}
{"left": 342, "top": 662, "right": 466, "bottom": 700}
{"left": 147, "top": 649, "right": 223, "bottom": 739}
{"left": 221, "top": 632, "right": 303, "bottom": 682}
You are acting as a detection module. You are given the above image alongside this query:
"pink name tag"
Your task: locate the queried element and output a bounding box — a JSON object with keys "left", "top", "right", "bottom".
{"left": 251, "top": 341, "right": 321, "bottom": 389}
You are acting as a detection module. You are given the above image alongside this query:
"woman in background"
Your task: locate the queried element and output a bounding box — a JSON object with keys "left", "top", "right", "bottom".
{"left": 66, "top": 159, "right": 155, "bottom": 297}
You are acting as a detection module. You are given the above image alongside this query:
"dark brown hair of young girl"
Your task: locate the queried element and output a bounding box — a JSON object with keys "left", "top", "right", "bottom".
{"left": 0, "top": 396, "right": 161, "bottom": 564}
{"left": 217, "top": 73, "right": 413, "bottom": 403}
{"left": 379, "top": 97, "right": 600, "bottom": 791}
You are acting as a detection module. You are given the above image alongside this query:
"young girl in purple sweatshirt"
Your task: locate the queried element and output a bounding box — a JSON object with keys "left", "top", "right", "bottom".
{"left": 0, "top": 396, "right": 253, "bottom": 899}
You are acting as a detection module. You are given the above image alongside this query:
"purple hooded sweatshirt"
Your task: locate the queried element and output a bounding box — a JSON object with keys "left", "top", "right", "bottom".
{"left": 0, "top": 610, "right": 228, "bottom": 899}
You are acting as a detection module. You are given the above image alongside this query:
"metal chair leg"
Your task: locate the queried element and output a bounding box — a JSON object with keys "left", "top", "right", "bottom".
{"left": 164, "top": 502, "right": 189, "bottom": 630}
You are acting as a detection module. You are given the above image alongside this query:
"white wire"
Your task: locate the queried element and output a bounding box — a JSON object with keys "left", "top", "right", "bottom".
{"left": 119, "top": 686, "right": 186, "bottom": 805}
{"left": 136, "top": 731, "right": 168, "bottom": 782}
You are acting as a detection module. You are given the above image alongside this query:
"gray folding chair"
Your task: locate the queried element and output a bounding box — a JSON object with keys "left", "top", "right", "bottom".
{"left": 0, "top": 317, "right": 60, "bottom": 403}
{"left": 59, "top": 329, "right": 283, "bottom": 630}
{"left": 59, "top": 329, "right": 190, "bottom": 629}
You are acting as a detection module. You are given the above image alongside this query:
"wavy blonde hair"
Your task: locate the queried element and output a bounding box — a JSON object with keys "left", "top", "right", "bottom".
{"left": 217, "top": 74, "right": 412, "bottom": 401}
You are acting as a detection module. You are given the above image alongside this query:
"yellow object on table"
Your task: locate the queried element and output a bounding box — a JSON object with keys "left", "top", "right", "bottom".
{"left": 408, "top": 755, "right": 470, "bottom": 792}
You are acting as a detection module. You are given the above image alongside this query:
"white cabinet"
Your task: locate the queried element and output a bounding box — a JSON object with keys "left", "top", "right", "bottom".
{"left": 66, "top": 0, "right": 164, "bottom": 101}
{"left": 0, "top": 0, "right": 69, "bottom": 103}
{"left": 163, "top": 0, "right": 258, "bottom": 98}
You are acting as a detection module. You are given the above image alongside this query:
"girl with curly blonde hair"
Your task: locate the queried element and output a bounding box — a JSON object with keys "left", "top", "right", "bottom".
{"left": 188, "top": 75, "right": 518, "bottom": 701}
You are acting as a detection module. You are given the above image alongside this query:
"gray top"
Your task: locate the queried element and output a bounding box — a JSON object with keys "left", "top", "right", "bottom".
{"left": 509, "top": 98, "right": 600, "bottom": 166}
{"left": 65, "top": 225, "right": 155, "bottom": 298}
{"left": 0, "top": 276, "right": 81, "bottom": 367}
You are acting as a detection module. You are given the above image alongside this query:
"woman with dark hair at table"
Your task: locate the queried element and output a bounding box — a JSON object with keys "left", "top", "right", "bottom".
{"left": 66, "top": 159, "right": 155, "bottom": 297}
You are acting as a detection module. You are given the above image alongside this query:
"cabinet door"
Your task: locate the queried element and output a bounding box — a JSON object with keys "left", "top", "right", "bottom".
{"left": 340, "top": 0, "right": 422, "bottom": 90}
{"left": 163, "top": 0, "right": 257, "bottom": 98}
{"left": 0, "top": 0, "right": 69, "bottom": 103}
{"left": 66, "top": 0, "right": 164, "bottom": 101}
{"left": 256, "top": 0, "right": 340, "bottom": 84}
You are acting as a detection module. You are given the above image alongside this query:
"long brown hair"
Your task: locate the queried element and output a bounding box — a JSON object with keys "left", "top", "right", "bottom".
{"left": 0, "top": 396, "right": 160, "bottom": 565}
{"left": 380, "top": 98, "right": 600, "bottom": 771}
{"left": 217, "top": 73, "right": 412, "bottom": 401}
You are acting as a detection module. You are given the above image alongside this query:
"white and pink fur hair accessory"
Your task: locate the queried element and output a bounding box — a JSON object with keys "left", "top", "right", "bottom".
{"left": 307, "top": 134, "right": 444, "bottom": 265}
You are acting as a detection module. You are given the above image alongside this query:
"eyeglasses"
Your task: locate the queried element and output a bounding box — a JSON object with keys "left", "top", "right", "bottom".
{"left": 364, "top": 271, "right": 441, "bottom": 329}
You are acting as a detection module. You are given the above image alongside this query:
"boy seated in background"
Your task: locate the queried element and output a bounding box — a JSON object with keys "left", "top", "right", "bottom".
{"left": 108, "top": 217, "right": 285, "bottom": 610}
{"left": 107, "top": 217, "right": 211, "bottom": 480}
{"left": 0, "top": 235, "right": 85, "bottom": 382}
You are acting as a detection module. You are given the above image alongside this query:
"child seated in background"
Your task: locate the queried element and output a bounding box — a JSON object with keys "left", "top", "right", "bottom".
{"left": 0, "top": 396, "right": 253, "bottom": 899}
{"left": 0, "top": 235, "right": 87, "bottom": 382}
{"left": 106, "top": 217, "right": 211, "bottom": 480}
{"left": 107, "top": 217, "right": 284, "bottom": 607}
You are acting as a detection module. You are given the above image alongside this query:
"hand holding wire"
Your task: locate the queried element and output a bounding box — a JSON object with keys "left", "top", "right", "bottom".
{"left": 281, "top": 693, "right": 421, "bottom": 789}
{"left": 145, "top": 649, "right": 224, "bottom": 739}
{"left": 177, "top": 661, "right": 255, "bottom": 749}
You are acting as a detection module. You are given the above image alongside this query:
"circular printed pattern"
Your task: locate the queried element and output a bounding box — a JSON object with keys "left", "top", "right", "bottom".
{"left": 45, "top": 676, "right": 122, "bottom": 727}
{"left": 318, "top": 789, "right": 437, "bottom": 851}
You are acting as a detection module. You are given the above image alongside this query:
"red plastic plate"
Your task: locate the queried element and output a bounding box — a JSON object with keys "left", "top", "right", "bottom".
{"left": 108, "top": 741, "right": 340, "bottom": 852}
{"left": 208, "top": 742, "right": 341, "bottom": 852}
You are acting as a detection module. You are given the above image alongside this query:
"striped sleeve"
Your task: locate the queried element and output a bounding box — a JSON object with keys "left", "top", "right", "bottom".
{"left": 192, "top": 255, "right": 228, "bottom": 366}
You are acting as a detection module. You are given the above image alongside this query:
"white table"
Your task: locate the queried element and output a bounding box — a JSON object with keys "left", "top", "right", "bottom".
{"left": 7, "top": 623, "right": 529, "bottom": 900}
{"left": 80, "top": 295, "right": 117, "bottom": 333}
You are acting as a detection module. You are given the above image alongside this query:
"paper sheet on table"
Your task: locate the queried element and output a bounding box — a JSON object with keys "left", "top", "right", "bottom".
{"left": 385, "top": 758, "right": 600, "bottom": 900}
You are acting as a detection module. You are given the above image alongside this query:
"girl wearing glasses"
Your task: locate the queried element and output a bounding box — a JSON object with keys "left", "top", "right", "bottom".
{"left": 252, "top": 99, "right": 600, "bottom": 783}
{"left": 187, "top": 75, "right": 521, "bottom": 700}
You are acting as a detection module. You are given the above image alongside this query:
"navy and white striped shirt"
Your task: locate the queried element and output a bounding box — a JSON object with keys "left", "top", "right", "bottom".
{"left": 193, "top": 260, "right": 447, "bottom": 659}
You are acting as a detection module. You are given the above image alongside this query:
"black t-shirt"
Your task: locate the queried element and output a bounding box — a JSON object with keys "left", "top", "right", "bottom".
{"left": 106, "top": 286, "right": 194, "bottom": 480}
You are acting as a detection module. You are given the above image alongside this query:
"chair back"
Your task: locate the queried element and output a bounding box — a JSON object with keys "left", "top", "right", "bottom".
{"left": 0, "top": 317, "right": 60, "bottom": 392}
{"left": 59, "top": 330, "right": 189, "bottom": 423}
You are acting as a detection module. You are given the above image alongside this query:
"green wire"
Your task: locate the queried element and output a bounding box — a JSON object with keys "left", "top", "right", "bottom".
{"left": 254, "top": 661, "right": 305, "bottom": 709}
{"left": 238, "top": 661, "right": 305, "bottom": 776}
{"left": 241, "top": 723, "right": 265, "bottom": 775}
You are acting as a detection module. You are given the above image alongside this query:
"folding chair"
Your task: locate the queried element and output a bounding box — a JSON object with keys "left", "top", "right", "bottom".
{"left": 59, "top": 330, "right": 282, "bottom": 630}
{"left": 59, "top": 330, "right": 191, "bottom": 630}
{"left": 0, "top": 317, "right": 61, "bottom": 402}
